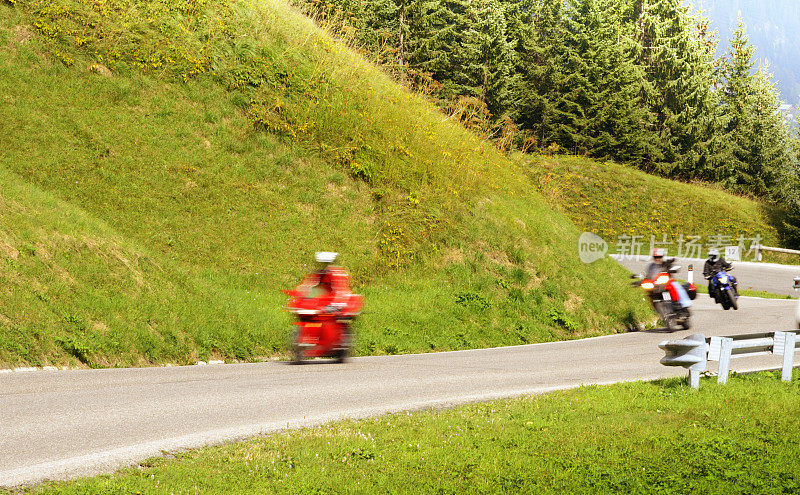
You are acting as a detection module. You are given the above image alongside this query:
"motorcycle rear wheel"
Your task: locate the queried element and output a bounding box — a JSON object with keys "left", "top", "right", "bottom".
{"left": 334, "top": 327, "right": 353, "bottom": 364}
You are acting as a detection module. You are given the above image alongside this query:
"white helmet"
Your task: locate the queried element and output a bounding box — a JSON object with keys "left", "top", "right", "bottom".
{"left": 708, "top": 249, "right": 719, "bottom": 262}
{"left": 652, "top": 248, "right": 666, "bottom": 259}
{"left": 314, "top": 251, "right": 338, "bottom": 264}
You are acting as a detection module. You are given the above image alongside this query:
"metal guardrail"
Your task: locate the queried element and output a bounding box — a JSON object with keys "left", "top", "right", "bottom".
{"left": 659, "top": 331, "right": 798, "bottom": 389}
{"left": 754, "top": 244, "right": 800, "bottom": 261}
{"left": 708, "top": 332, "right": 797, "bottom": 384}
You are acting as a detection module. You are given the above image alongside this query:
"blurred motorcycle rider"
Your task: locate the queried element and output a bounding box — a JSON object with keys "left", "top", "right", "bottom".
{"left": 645, "top": 248, "right": 691, "bottom": 308}
{"left": 297, "top": 251, "right": 352, "bottom": 314}
{"left": 645, "top": 248, "right": 667, "bottom": 280}
{"left": 703, "top": 249, "right": 735, "bottom": 297}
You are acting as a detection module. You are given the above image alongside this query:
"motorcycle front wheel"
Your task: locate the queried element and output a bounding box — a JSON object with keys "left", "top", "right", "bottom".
{"left": 289, "top": 328, "right": 306, "bottom": 364}
{"left": 655, "top": 301, "right": 679, "bottom": 332}
{"left": 727, "top": 288, "right": 738, "bottom": 310}
{"left": 664, "top": 315, "right": 680, "bottom": 332}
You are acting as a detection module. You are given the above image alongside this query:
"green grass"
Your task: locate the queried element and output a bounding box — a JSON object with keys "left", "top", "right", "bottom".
{"left": 522, "top": 155, "right": 784, "bottom": 259}
{"left": 17, "top": 370, "right": 800, "bottom": 494}
{"left": 735, "top": 290, "right": 794, "bottom": 300}
{"left": 0, "top": 166, "right": 288, "bottom": 367}
{"left": 0, "top": 0, "right": 653, "bottom": 367}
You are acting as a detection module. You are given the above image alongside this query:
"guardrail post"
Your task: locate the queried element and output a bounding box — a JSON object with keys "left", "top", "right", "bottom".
{"left": 717, "top": 337, "right": 734, "bottom": 384}
{"left": 659, "top": 334, "right": 707, "bottom": 389}
{"left": 688, "top": 368, "right": 701, "bottom": 390}
{"left": 780, "top": 332, "right": 796, "bottom": 382}
{"left": 708, "top": 336, "right": 721, "bottom": 362}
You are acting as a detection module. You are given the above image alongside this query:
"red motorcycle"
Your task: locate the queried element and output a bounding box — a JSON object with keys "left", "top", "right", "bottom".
{"left": 633, "top": 260, "right": 696, "bottom": 332}
{"left": 283, "top": 288, "right": 363, "bottom": 364}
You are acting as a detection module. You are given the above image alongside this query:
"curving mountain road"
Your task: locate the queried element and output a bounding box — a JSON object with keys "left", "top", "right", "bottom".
{"left": 1, "top": 295, "right": 798, "bottom": 487}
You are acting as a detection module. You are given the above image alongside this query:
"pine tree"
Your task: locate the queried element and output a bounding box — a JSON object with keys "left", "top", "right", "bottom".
{"left": 514, "top": 0, "right": 567, "bottom": 147}
{"left": 740, "top": 67, "right": 794, "bottom": 196}
{"left": 715, "top": 17, "right": 794, "bottom": 197}
{"left": 714, "top": 17, "right": 798, "bottom": 199}
{"left": 361, "top": 0, "right": 401, "bottom": 65}
{"left": 783, "top": 128, "right": 800, "bottom": 248}
{"left": 461, "top": 0, "right": 516, "bottom": 119}
{"left": 716, "top": 17, "right": 755, "bottom": 190}
{"left": 552, "top": 0, "right": 655, "bottom": 162}
{"left": 406, "top": 0, "right": 471, "bottom": 98}
{"left": 631, "top": 0, "right": 719, "bottom": 177}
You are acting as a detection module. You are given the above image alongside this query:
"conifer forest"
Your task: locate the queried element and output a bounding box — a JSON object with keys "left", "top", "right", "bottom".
{"left": 297, "top": 0, "right": 800, "bottom": 245}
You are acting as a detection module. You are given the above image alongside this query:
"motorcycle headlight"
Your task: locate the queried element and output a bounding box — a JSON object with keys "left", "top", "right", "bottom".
{"left": 655, "top": 274, "right": 670, "bottom": 285}
{"left": 641, "top": 282, "right": 655, "bottom": 290}
{"left": 718, "top": 275, "right": 728, "bottom": 284}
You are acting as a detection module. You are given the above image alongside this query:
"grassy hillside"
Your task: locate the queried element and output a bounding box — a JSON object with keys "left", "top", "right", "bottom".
{"left": 523, "top": 155, "right": 784, "bottom": 258}
{"left": 0, "top": 0, "right": 653, "bottom": 368}
{"left": 0, "top": 167, "right": 286, "bottom": 367}
{"left": 18, "top": 371, "right": 800, "bottom": 493}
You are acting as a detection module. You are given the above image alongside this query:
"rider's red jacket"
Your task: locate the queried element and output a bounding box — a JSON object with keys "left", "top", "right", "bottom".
{"left": 296, "top": 266, "right": 352, "bottom": 310}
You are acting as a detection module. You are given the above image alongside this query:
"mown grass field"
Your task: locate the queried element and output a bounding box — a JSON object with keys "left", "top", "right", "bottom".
{"left": 0, "top": 0, "right": 656, "bottom": 368}
{"left": 14, "top": 370, "right": 800, "bottom": 494}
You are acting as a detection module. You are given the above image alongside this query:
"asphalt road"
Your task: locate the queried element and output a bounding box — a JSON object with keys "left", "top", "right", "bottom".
{"left": 1, "top": 295, "right": 798, "bottom": 487}
{"left": 613, "top": 255, "right": 800, "bottom": 296}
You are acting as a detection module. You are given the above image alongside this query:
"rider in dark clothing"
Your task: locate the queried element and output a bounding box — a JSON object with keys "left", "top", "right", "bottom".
{"left": 645, "top": 249, "right": 667, "bottom": 280}
{"left": 703, "top": 249, "right": 734, "bottom": 297}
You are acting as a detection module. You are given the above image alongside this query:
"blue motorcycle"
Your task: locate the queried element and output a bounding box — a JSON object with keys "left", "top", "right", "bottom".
{"left": 709, "top": 269, "right": 738, "bottom": 310}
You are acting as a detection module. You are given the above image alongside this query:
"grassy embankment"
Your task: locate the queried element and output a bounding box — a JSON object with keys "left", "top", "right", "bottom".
{"left": 0, "top": 0, "right": 657, "bottom": 368}
{"left": 15, "top": 370, "right": 800, "bottom": 494}
{"left": 524, "top": 155, "right": 787, "bottom": 260}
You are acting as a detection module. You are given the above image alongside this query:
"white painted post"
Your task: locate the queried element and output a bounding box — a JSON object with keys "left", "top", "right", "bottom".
{"left": 782, "top": 332, "right": 796, "bottom": 382}
{"left": 717, "top": 337, "right": 734, "bottom": 384}
{"left": 708, "top": 336, "right": 722, "bottom": 362}
{"left": 689, "top": 369, "right": 700, "bottom": 389}
{"left": 687, "top": 264, "right": 694, "bottom": 285}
